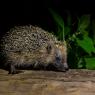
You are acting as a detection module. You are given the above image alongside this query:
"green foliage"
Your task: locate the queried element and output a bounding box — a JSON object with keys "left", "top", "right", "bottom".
{"left": 78, "top": 15, "right": 90, "bottom": 36}
{"left": 76, "top": 36, "right": 95, "bottom": 55}
{"left": 49, "top": 8, "right": 65, "bottom": 41}
{"left": 92, "top": 20, "right": 95, "bottom": 44}
{"left": 49, "top": 8, "right": 95, "bottom": 70}
{"left": 49, "top": 8, "right": 64, "bottom": 28}
{"left": 85, "top": 57, "right": 95, "bottom": 69}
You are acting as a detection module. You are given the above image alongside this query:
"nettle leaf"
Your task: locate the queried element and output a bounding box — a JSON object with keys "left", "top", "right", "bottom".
{"left": 76, "top": 36, "right": 95, "bottom": 55}
{"left": 85, "top": 57, "right": 95, "bottom": 70}
{"left": 78, "top": 15, "right": 90, "bottom": 35}
{"left": 64, "top": 26, "right": 71, "bottom": 36}
{"left": 57, "top": 26, "right": 64, "bottom": 40}
{"left": 49, "top": 8, "right": 65, "bottom": 40}
{"left": 49, "top": 8, "right": 64, "bottom": 28}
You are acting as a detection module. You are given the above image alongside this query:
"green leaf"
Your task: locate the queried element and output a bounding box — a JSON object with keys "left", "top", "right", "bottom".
{"left": 57, "top": 26, "right": 64, "bottom": 40}
{"left": 78, "top": 15, "right": 90, "bottom": 35}
{"left": 48, "top": 8, "right": 65, "bottom": 41}
{"left": 64, "top": 26, "right": 71, "bottom": 36}
{"left": 76, "top": 36, "right": 95, "bottom": 55}
{"left": 49, "top": 8, "right": 64, "bottom": 28}
{"left": 85, "top": 57, "right": 95, "bottom": 70}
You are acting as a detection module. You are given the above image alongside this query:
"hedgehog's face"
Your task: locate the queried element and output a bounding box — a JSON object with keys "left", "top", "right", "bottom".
{"left": 54, "top": 45, "right": 69, "bottom": 72}
{"left": 47, "top": 42, "right": 69, "bottom": 72}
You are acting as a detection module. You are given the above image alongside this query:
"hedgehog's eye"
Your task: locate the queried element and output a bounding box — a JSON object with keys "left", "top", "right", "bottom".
{"left": 46, "top": 44, "right": 52, "bottom": 54}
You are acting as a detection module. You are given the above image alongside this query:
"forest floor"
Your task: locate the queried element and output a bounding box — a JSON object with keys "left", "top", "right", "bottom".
{"left": 0, "top": 69, "right": 95, "bottom": 95}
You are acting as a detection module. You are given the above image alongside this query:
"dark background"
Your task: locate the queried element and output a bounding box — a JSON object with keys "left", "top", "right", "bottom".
{"left": 0, "top": 0, "right": 95, "bottom": 37}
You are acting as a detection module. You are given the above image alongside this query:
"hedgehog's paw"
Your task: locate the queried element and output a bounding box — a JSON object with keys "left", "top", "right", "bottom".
{"left": 8, "top": 64, "right": 18, "bottom": 74}
{"left": 8, "top": 70, "right": 24, "bottom": 74}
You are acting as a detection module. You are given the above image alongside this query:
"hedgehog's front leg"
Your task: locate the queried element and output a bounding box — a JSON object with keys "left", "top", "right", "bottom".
{"left": 8, "top": 63, "right": 17, "bottom": 74}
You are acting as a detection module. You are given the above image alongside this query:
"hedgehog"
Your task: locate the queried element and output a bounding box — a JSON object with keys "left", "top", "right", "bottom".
{"left": 0, "top": 25, "right": 69, "bottom": 74}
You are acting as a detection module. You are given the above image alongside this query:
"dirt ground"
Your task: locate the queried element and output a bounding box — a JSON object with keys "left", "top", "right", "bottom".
{"left": 0, "top": 69, "right": 95, "bottom": 95}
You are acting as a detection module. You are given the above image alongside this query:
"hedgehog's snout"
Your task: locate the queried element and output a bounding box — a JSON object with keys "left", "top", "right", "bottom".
{"left": 54, "top": 49, "right": 69, "bottom": 72}
{"left": 55, "top": 56, "right": 69, "bottom": 72}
